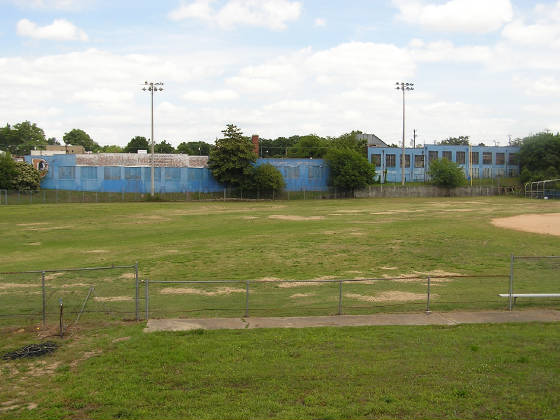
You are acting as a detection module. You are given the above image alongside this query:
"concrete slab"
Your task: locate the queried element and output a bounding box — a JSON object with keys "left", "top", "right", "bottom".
{"left": 144, "top": 309, "right": 560, "bottom": 332}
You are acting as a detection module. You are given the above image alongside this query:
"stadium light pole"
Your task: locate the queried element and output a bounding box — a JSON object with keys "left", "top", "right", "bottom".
{"left": 142, "top": 81, "right": 164, "bottom": 196}
{"left": 395, "top": 82, "right": 414, "bottom": 186}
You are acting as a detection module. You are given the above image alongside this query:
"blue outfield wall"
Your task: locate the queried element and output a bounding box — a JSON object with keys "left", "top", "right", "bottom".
{"left": 367, "top": 144, "right": 520, "bottom": 183}
{"left": 25, "top": 155, "right": 330, "bottom": 193}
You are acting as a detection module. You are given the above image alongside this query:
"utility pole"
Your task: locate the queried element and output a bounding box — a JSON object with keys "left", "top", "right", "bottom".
{"left": 395, "top": 82, "right": 414, "bottom": 186}
{"left": 142, "top": 81, "right": 164, "bottom": 196}
{"left": 413, "top": 129, "right": 416, "bottom": 149}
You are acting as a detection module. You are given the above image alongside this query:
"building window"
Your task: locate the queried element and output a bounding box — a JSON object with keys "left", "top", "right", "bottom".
{"left": 371, "top": 154, "right": 381, "bottom": 167}
{"left": 386, "top": 154, "right": 396, "bottom": 168}
{"left": 80, "top": 167, "right": 97, "bottom": 180}
{"left": 429, "top": 151, "right": 438, "bottom": 162}
{"left": 456, "top": 152, "right": 465, "bottom": 164}
{"left": 495, "top": 168, "right": 505, "bottom": 177}
{"left": 308, "top": 166, "right": 322, "bottom": 179}
{"left": 482, "top": 152, "right": 492, "bottom": 165}
{"left": 58, "top": 166, "right": 75, "bottom": 180}
{"left": 125, "top": 167, "right": 141, "bottom": 180}
{"left": 165, "top": 168, "right": 181, "bottom": 180}
{"left": 414, "top": 155, "right": 424, "bottom": 168}
{"left": 143, "top": 167, "right": 161, "bottom": 181}
{"left": 104, "top": 167, "right": 121, "bottom": 180}
{"left": 470, "top": 152, "right": 479, "bottom": 165}
{"left": 508, "top": 167, "right": 519, "bottom": 177}
{"left": 399, "top": 154, "right": 411, "bottom": 168}
{"left": 496, "top": 153, "right": 505, "bottom": 165}
{"left": 286, "top": 166, "right": 300, "bottom": 179}
{"left": 471, "top": 168, "right": 479, "bottom": 179}
{"left": 508, "top": 153, "right": 518, "bottom": 165}
{"left": 442, "top": 151, "right": 452, "bottom": 161}
{"left": 483, "top": 167, "right": 492, "bottom": 178}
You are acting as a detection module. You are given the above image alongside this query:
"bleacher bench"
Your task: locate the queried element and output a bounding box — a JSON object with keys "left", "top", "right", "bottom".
{"left": 499, "top": 293, "right": 560, "bottom": 306}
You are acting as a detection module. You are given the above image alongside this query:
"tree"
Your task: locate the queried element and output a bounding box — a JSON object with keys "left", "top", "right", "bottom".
{"left": 100, "top": 145, "right": 124, "bottom": 153}
{"left": 0, "top": 121, "right": 47, "bottom": 155}
{"left": 63, "top": 129, "right": 99, "bottom": 152}
{"left": 155, "top": 140, "right": 175, "bottom": 154}
{"left": 124, "top": 136, "right": 150, "bottom": 153}
{"left": 177, "top": 141, "right": 212, "bottom": 155}
{"left": 47, "top": 137, "right": 60, "bottom": 145}
{"left": 0, "top": 152, "right": 17, "bottom": 189}
{"left": 325, "top": 148, "right": 376, "bottom": 193}
{"left": 288, "top": 134, "right": 328, "bottom": 158}
{"left": 248, "top": 163, "right": 285, "bottom": 197}
{"left": 518, "top": 132, "right": 560, "bottom": 182}
{"left": 208, "top": 124, "right": 256, "bottom": 187}
{"left": 329, "top": 131, "right": 367, "bottom": 157}
{"left": 428, "top": 158, "right": 466, "bottom": 189}
{"left": 437, "top": 136, "right": 470, "bottom": 145}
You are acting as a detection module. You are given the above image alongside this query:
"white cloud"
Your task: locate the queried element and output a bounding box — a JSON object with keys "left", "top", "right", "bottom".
{"left": 168, "top": 0, "right": 301, "bottom": 30}
{"left": 513, "top": 75, "right": 560, "bottom": 97}
{"left": 17, "top": 18, "right": 88, "bottom": 41}
{"left": 409, "top": 40, "right": 492, "bottom": 63}
{"left": 501, "top": 2, "right": 560, "bottom": 48}
{"left": 183, "top": 89, "right": 239, "bottom": 102}
{"left": 314, "top": 17, "right": 326, "bottom": 27}
{"left": 393, "top": 0, "right": 513, "bottom": 33}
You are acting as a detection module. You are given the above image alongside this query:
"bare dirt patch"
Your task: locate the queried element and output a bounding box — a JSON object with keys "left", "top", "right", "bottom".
{"left": 160, "top": 287, "right": 245, "bottom": 296}
{"left": 112, "top": 336, "right": 131, "bottom": 343}
{"left": 290, "top": 293, "right": 315, "bottom": 298}
{"left": 0, "top": 283, "right": 38, "bottom": 290}
{"left": 70, "top": 350, "right": 102, "bottom": 368}
{"left": 491, "top": 213, "right": 560, "bottom": 236}
{"left": 85, "top": 249, "right": 108, "bottom": 254}
{"left": 382, "top": 270, "right": 460, "bottom": 283}
{"left": 381, "top": 266, "right": 398, "bottom": 270}
{"left": 345, "top": 291, "right": 430, "bottom": 302}
{"left": 258, "top": 277, "right": 284, "bottom": 282}
{"left": 16, "top": 223, "right": 48, "bottom": 227}
{"left": 278, "top": 281, "right": 324, "bottom": 288}
{"left": 45, "top": 272, "right": 64, "bottom": 281}
{"left": 26, "top": 242, "right": 41, "bottom": 246}
{"left": 23, "top": 225, "right": 73, "bottom": 231}
{"left": 60, "top": 283, "right": 92, "bottom": 288}
{"left": 94, "top": 296, "right": 132, "bottom": 302}
{"left": 119, "top": 273, "right": 136, "bottom": 279}
{"left": 241, "top": 216, "right": 259, "bottom": 220}
{"left": 26, "top": 361, "right": 61, "bottom": 377}
{"left": 268, "top": 215, "right": 325, "bottom": 221}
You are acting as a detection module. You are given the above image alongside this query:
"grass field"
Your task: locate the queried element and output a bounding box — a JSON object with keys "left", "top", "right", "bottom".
{"left": 1, "top": 196, "right": 559, "bottom": 419}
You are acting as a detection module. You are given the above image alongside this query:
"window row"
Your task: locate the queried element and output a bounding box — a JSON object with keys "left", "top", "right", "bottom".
{"left": 57, "top": 167, "right": 204, "bottom": 181}
{"left": 371, "top": 152, "right": 518, "bottom": 167}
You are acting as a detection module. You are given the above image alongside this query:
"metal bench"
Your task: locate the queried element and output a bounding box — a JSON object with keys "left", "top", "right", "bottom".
{"left": 499, "top": 293, "right": 560, "bottom": 307}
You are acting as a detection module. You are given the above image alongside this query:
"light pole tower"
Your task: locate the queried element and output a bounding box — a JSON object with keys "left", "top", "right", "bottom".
{"left": 142, "top": 81, "right": 164, "bottom": 196}
{"left": 395, "top": 82, "right": 414, "bottom": 186}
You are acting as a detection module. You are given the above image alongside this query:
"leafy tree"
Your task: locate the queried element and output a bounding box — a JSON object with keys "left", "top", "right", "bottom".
{"left": 518, "top": 132, "right": 560, "bottom": 182}
{"left": 0, "top": 152, "right": 17, "bottom": 189}
{"left": 325, "top": 148, "right": 376, "bottom": 193}
{"left": 0, "top": 121, "right": 47, "bottom": 155}
{"left": 428, "top": 158, "right": 466, "bottom": 189}
{"left": 208, "top": 124, "right": 256, "bottom": 187}
{"left": 288, "top": 134, "right": 328, "bottom": 158}
{"left": 177, "top": 141, "right": 212, "bottom": 155}
{"left": 100, "top": 145, "right": 124, "bottom": 153}
{"left": 437, "top": 136, "right": 470, "bottom": 145}
{"left": 63, "top": 129, "right": 99, "bottom": 152}
{"left": 47, "top": 137, "right": 60, "bottom": 145}
{"left": 155, "top": 140, "right": 175, "bottom": 154}
{"left": 124, "top": 136, "right": 150, "bottom": 153}
{"left": 248, "top": 163, "right": 285, "bottom": 196}
{"left": 329, "top": 131, "right": 367, "bottom": 157}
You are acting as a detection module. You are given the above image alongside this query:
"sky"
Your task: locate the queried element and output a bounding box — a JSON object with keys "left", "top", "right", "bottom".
{"left": 1, "top": 0, "right": 559, "bottom": 147}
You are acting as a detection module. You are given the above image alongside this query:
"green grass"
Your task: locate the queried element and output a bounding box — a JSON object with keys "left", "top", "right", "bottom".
{"left": 1, "top": 196, "right": 559, "bottom": 323}
{"left": 1, "top": 196, "right": 560, "bottom": 418}
{"left": 1, "top": 322, "right": 559, "bottom": 419}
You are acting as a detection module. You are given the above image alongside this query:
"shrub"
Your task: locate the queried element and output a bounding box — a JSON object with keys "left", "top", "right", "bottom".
{"left": 428, "top": 158, "right": 466, "bottom": 189}
{"left": 248, "top": 163, "right": 285, "bottom": 197}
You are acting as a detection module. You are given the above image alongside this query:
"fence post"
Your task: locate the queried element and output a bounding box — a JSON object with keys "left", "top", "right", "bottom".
{"left": 41, "top": 271, "right": 46, "bottom": 327}
{"left": 245, "top": 281, "right": 249, "bottom": 317}
{"left": 425, "top": 276, "right": 431, "bottom": 314}
{"left": 145, "top": 278, "right": 149, "bottom": 321}
{"left": 508, "top": 254, "right": 514, "bottom": 311}
{"left": 134, "top": 262, "right": 139, "bottom": 321}
{"left": 338, "top": 281, "right": 343, "bottom": 315}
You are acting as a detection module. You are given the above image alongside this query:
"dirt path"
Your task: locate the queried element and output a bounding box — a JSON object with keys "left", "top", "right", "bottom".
{"left": 144, "top": 309, "right": 560, "bottom": 332}
{"left": 492, "top": 213, "right": 560, "bottom": 236}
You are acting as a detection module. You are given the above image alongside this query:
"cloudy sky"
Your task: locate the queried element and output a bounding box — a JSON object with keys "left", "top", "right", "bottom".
{"left": 1, "top": 0, "right": 559, "bottom": 147}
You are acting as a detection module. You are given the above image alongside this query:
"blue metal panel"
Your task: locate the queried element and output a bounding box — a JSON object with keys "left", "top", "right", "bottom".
{"left": 257, "top": 158, "right": 329, "bottom": 191}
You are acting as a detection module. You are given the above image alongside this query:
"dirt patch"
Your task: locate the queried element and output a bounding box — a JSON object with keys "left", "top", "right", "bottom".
{"left": 16, "top": 223, "right": 48, "bottom": 227}
{"left": 94, "top": 296, "right": 132, "bottom": 302}
{"left": 60, "top": 283, "right": 92, "bottom": 288}
{"left": 334, "top": 210, "right": 366, "bottom": 213}
{"left": 381, "top": 266, "right": 397, "bottom": 270}
{"left": 70, "top": 350, "right": 102, "bottom": 368}
{"left": 159, "top": 287, "right": 245, "bottom": 296}
{"left": 491, "top": 213, "right": 560, "bottom": 236}
{"left": 0, "top": 283, "right": 39, "bottom": 290}
{"left": 268, "top": 215, "right": 325, "bottom": 221}
{"left": 23, "top": 225, "right": 73, "bottom": 231}
{"left": 371, "top": 209, "right": 421, "bottom": 215}
{"left": 290, "top": 293, "right": 315, "bottom": 298}
{"left": 278, "top": 281, "right": 324, "bottom": 288}
{"left": 382, "top": 270, "right": 460, "bottom": 283}
{"left": 119, "top": 272, "right": 136, "bottom": 279}
{"left": 26, "top": 242, "right": 41, "bottom": 246}
{"left": 85, "top": 249, "right": 108, "bottom": 254}
{"left": 112, "top": 336, "right": 131, "bottom": 343}
{"left": 345, "top": 291, "right": 430, "bottom": 302}
{"left": 241, "top": 216, "right": 259, "bottom": 220}
{"left": 258, "top": 277, "right": 284, "bottom": 282}
{"left": 26, "top": 361, "right": 61, "bottom": 377}
{"left": 443, "top": 209, "right": 474, "bottom": 212}
{"left": 45, "top": 272, "right": 64, "bottom": 281}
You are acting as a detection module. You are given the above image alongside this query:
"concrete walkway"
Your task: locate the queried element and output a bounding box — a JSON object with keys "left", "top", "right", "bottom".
{"left": 144, "top": 309, "right": 560, "bottom": 332}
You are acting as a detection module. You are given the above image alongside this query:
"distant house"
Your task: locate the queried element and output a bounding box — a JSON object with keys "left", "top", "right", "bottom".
{"left": 357, "top": 133, "right": 388, "bottom": 148}
{"left": 30, "top": 144, "right": 86, "bottom": 156}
